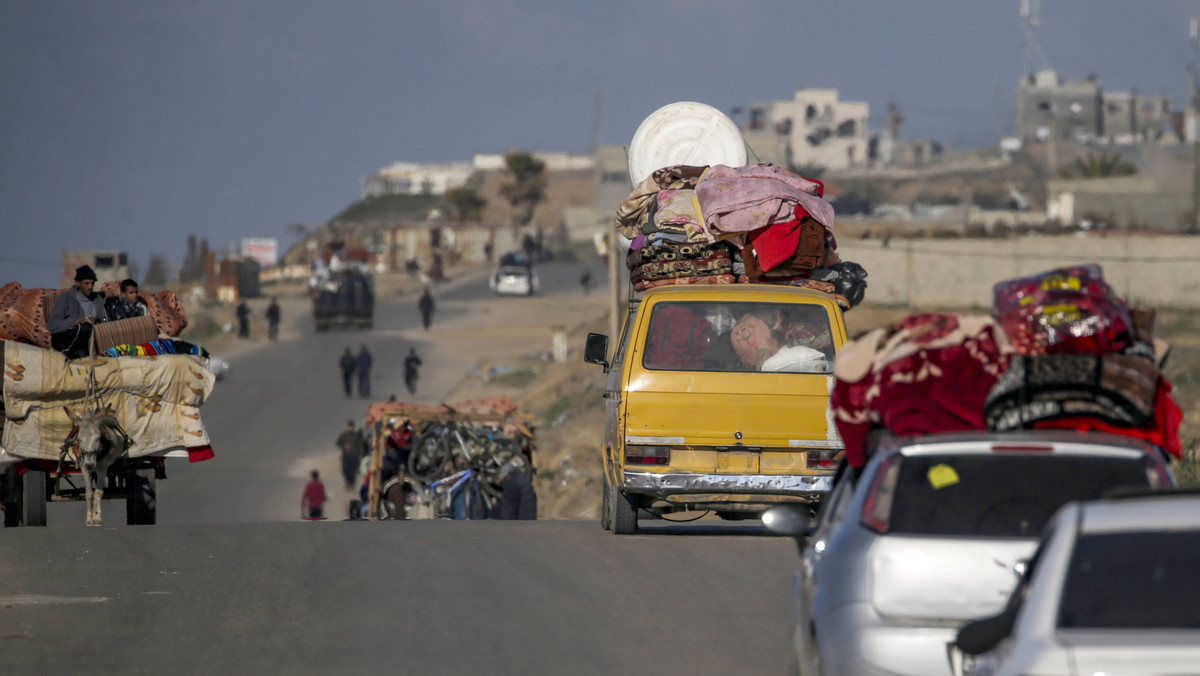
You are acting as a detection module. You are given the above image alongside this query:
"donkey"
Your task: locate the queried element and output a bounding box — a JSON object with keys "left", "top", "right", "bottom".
{"left": 63, "top": 405, "right": 130, "bottom": 526}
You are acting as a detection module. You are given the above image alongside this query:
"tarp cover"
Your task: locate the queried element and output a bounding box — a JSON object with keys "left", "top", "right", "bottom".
{"left": 1, "top": 341, "right": 215, "bottom": 461}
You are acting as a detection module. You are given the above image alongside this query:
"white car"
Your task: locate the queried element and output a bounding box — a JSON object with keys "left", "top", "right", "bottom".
{"left": 763, "top": 431, "right": 1176, "bottom": 676}
{"left": 489, "top": 264, "right": 539, "bottom": 296}
{"left": 207, "top": 355, "right": 230, "bottom": 380}
{"left": 954, "top": 491, "right": 1200, "bottom": 676}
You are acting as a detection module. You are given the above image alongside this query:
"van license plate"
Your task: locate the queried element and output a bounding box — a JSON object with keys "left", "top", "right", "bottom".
{"left": 717, "top": 452, "right": 759, "bottom": 473}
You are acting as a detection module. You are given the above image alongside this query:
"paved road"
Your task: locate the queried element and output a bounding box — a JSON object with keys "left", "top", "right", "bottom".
{"left": 3, "top": 260, "right": 804, "bottom": 675}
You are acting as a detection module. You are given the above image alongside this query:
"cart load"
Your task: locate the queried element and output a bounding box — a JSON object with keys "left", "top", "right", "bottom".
{"left": 832, "top": 264, "right": 1181, "bottom": 468}
{"left": 1, "top": 340, "right": 216, "bottom": 463}
{"left": 361, "top": 396, "right": 535, "bottom": 520}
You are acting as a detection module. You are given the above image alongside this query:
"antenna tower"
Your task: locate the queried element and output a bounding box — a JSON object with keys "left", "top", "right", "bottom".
{"left": 1020, "top": 0, "right": 1051, "bottom": 78}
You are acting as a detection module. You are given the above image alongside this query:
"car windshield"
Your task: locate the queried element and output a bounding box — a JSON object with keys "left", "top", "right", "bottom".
{"left": 641, "top": 300, "right": 835, "bottom": 373}
{"left": 886, "top": 454, "right": 1149, "bottom": 537}
{"left": 1058, "top": 530, "right": 1200, "bottom": 629}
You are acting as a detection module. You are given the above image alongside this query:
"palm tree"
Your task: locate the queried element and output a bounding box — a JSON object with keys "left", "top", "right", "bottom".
{"left": 443, "top": 187, "right": 487, "bottom": 222}
{"left": 499, "top": 150, "right": 546, "bottom": 230}
{"left": 1059, "top": 152, "right": 1137, "bottom": 179}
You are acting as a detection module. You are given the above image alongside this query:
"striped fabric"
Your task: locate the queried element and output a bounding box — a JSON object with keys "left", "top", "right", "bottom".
{"left": 92, "top": 315, "right": 158, "bottom": 354}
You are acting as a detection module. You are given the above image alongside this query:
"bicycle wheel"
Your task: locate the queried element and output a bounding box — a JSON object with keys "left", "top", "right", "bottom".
{"left": 407, "top": 432, "right": 450, "bottom": 482}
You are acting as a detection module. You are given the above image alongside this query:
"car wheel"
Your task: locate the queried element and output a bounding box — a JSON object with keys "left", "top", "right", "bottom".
{"left": 610, "top": 487, "right": 638, "bottom": 535}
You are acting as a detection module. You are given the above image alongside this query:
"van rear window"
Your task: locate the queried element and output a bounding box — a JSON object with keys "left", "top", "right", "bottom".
{"left": 642, "top": 301, "right": 835, "bottom": 373}
{"left": 885, "top": 454, "right": 1149, "bottom": 537}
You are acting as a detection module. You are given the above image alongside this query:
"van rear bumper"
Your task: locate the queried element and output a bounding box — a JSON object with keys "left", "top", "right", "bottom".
{"left": 623, "top": 470, "right": 833, "bottom": 499}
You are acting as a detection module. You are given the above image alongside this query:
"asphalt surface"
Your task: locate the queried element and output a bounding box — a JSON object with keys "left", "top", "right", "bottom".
{"left": 1, "top": 261, "right": 803, "bottom": 675}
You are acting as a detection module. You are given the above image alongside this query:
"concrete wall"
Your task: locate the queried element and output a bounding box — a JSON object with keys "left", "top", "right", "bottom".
{"left": 837, "top": 234, "right": 1200, "bottom": 309}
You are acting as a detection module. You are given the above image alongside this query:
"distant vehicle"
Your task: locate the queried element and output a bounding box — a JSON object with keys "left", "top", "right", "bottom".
{"left": 763, "top": 431, "right": 1175, "bottom": 676}
{"left": 207, "top": 356, "right": 230, "bottom": 380}
{"left": 311, "top": 265, "right": 374, "bottom": 332}
{"left": 954, "top": 491, "right": 1200, "bottom": 676}
{"left": 489, "top": 264, "right": 539, "bottom": 296}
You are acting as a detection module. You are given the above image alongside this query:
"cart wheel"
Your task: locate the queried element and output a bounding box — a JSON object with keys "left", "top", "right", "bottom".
{"left": 21, "top": 469, "right": 47, "bottom": 527}
{"left": 126, "top": 469, "right": 157, "bottom": 525}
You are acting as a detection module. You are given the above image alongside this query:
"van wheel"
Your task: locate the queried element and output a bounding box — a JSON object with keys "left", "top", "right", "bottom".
{"left": 611, "top": 488, "right": 638, "bottom": 535}
{"left": 21, "top": 469, "right": 47, "bottom": 527}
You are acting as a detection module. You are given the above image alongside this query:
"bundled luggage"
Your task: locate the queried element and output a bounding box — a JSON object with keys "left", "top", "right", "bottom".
{"left": 832, "top": 264, "right": 1182, "bottom": 467}
{"left": 616, "top": 162, "right": 868, "bottom": 307}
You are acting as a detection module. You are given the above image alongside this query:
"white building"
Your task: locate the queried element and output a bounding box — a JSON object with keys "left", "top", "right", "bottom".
{"left": 740, "top": 88, "right": 870, "bottom": 171}
{"left": 362, "top": 152, "right": 595, "bottom": 199}
{"left": 361, "top": 161, "right": 476, "bottom": 198}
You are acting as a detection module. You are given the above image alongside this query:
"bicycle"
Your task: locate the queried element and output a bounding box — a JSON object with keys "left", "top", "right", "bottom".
{"left": 422, "top": 465, "right": 494, "bottom": 519}
{"left": 406, "top": 408, "right": 531, "bottom": 496}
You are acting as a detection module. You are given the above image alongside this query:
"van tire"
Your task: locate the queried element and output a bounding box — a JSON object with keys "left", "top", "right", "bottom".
{"left": 611, "top": 488, "right": 638, "bottom": 535}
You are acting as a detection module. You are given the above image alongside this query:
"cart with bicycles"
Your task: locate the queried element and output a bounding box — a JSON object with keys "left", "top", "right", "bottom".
{"left": 360, "top": 397, "right": 537, "bottom": 520}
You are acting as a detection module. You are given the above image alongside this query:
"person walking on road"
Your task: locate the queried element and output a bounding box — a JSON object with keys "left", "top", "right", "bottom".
{"left": 404, "top": 348, "right": 423, "bottom": 396}
{"left": 236, "top": 299, "right": 251, "bottom": 339}
{"left": 580, "top": 268, "right": 594, "bottom": 296}
{"left": 265, "top": 297, "right": 281, "bottom": 341}
{"left": 356, "top": 344, "right": 373, "bottom": 398}
{"left": 418, "top": 288, "right": 435, "bottom": 331}
{"left": 339, "top": 347, "right": 357, "bottom": 397}
{"left": 495, "top": 462, "right": 538, "bottom": 520}
{"left": 301, "top": 470, "right": 327, "bottom": 519}
{"left": 337, "top": 420, "right": 367, "bottom": 491}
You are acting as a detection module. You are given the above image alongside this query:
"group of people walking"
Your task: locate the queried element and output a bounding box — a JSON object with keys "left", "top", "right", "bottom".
{"left": 336, "top": 345, "right": 421, "bottom": 399}
{"left": 235, "top": 297, "right": 281, "bottom": 341}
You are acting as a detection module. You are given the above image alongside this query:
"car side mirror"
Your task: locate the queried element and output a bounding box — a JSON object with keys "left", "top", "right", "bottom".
{"left": 584, "top": 333, "right": 609, "bottom": 369}
{"left": 762, "top": 506, "right": 813, "bottom": 539}
{"left": 955, "top": 606, "right": 1017, "bottom": 657}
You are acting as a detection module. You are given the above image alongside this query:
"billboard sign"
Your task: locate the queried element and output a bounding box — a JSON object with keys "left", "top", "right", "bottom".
{"left": 240, "top": 238, "right": 278, "bottom": 267}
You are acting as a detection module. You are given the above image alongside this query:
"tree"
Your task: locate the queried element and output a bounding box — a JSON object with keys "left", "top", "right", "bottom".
{"left": 144, "top": 254, "right": 169, "bottom": 289}
{"left": 499, "top": 150, "right": 546, "bottom": 230}
{"left": 444, "top": 186, "right": 488, "bottom": 222}
{"left": 1059, "top": 152, "right": 1137, "bottom": 179}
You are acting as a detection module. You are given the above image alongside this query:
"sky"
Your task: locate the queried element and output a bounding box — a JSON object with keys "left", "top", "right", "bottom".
{"left": 2, "top": 1, "right": 1196, "bottom": 288}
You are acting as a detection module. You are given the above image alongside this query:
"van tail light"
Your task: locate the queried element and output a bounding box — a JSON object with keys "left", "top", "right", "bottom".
{"left": 807, "top": 449, "right": 840, "bottom": 469}
{"left": 1143, "top": 454, "right": 1172, "bottom": 490}
{"left": 860, "top": 453, "right": 902, "bottom": 534}
{"left": 625, "top": 445, "right": 670, "bottom": 466}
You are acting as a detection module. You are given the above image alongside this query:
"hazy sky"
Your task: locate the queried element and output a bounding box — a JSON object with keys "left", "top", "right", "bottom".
{"left": 2, "top": 1, "right": 1195, "bottom": 288}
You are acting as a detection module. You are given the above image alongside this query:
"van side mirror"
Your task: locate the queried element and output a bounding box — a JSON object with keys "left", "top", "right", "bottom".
{"left": 584, "top": 333, "right": 609, "bottom": 369}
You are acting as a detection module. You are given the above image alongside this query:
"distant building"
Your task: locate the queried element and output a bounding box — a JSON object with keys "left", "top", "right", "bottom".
{"left": 1101, "top": 91, "right": 1176, "bottom": 144}
{"left": 737, "top": 88, "right": 870, "bottom": 171}
{"left": 60, "top": 250, "right": 129, "bottom": 289}
{"left": 1016, "top": 70, "right": 1103, "bottom": 144}
{"left": 362, "top": 152, "right": 594, "bottom": 199}
{"left": 361, "top": 161, "right": 475, "bottom": 198}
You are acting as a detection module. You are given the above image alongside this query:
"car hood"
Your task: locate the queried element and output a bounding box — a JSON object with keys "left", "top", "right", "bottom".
{"left": 869, "top": 536, "right": 1037, "bottom": 622}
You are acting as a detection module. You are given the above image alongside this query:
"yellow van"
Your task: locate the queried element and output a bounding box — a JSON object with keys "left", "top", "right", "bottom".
{"left": 584, "top": 284, "right": 848, "bottom": 534}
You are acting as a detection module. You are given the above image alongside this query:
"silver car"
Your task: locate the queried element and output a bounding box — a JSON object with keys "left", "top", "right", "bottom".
{"left": 763, "top": 431, "right": 1175, "bottom": 676}
{"left": 954, "top": 491, "right": 1200, "bottom": 676}
{"left": 489, "top": 264, "right": 539, "bottom": 296}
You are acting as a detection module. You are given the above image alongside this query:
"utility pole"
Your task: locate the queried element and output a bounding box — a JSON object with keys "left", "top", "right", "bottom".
{"left": 1190, "top": 17, "right": 1200, "bottom": 232}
